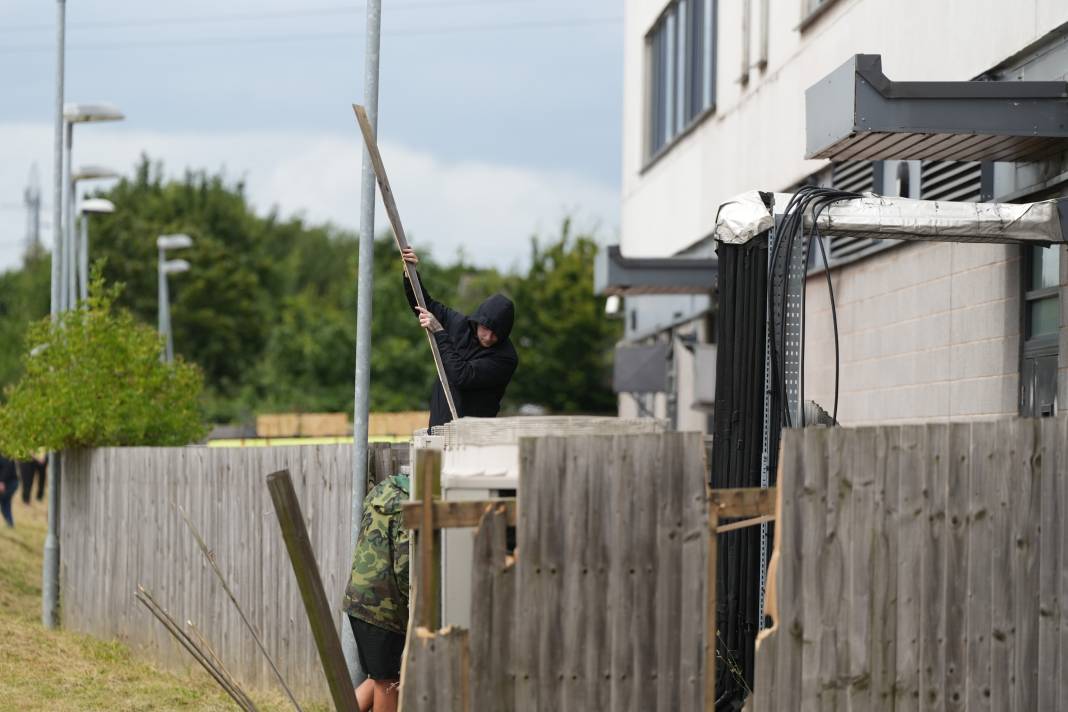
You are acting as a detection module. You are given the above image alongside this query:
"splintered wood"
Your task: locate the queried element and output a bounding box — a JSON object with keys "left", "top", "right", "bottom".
{"left": 751, "top": 416, "right": 1068, "bottom": 712}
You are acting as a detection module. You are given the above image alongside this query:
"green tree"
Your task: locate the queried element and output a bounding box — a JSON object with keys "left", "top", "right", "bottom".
{"left": 508, "top": 221, "right": 620, "bottom": 413}
{"left": 0, "top": 251, "right": 52, "bottom": 388}
{"left": 0, "top": 278, "right": 207, "bottom": 459}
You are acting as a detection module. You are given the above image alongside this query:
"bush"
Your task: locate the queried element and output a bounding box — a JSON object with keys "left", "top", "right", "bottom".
{"left": 0, "top": 278, "right": 208, "bottom": 459}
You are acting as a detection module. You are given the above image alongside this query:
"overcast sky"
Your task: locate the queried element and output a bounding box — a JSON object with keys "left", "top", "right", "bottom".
{"left": 0, "top": 0, "right": 622, "bottom": 273}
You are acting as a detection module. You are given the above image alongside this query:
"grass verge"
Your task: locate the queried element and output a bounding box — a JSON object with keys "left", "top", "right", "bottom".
{"left": 0, "top": 495, "right": 328, "bottom": 712}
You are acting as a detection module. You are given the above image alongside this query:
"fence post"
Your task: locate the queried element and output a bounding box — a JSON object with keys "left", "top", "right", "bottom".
{"left": 267, "top": 469, "right": 359, "bottom": 712}
{"left": 415, "top": 449, "right": 442, "bottom": 630}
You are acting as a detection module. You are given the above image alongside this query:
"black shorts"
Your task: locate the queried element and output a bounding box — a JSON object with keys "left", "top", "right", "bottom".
{"left": 350, "top": 616, "right": 406, "bottom": 680}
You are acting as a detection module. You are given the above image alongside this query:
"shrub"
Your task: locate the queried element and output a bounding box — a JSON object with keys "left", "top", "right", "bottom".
{"left": 0, "top": 277, "right": 208, "bottom": 459}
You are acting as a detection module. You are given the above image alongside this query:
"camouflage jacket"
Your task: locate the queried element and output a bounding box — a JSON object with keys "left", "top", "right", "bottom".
{"left": 343, "top": 474, "right": 410, "bottom": 634}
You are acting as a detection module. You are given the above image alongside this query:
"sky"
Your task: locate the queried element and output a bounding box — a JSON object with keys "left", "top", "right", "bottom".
{"left": 0, "top": 0, "right": 623, "bottom": 273}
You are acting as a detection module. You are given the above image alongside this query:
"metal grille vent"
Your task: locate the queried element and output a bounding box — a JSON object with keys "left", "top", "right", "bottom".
{"left": 920, "top": 161, "right": 982, "bottom": 202}
{"left": 827, "top": 162, "right": 881, "bottom": 263}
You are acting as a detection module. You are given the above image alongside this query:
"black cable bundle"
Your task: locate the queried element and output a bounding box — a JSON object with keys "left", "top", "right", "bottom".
{"left": 768, "top": 185, "right": 858, "bottom": 428}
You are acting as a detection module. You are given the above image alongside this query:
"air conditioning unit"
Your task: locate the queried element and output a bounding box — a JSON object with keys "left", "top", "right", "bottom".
{"left": 415, "top": 416, "right": 668, "bottom": 629}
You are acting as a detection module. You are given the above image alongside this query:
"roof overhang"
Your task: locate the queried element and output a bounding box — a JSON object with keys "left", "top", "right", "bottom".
{"left": 715, "top": 190, "right": 1068, "bottom": 246}
{"left": 594, "top": 245, "right": 717, "bottom": 296}
{"left": 806, "top": 54, "right": 1068, "bottom": 162}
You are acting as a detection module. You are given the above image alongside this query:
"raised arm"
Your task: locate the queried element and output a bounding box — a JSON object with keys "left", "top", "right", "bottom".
{"left": 401, "top": 248, "right": 462, "bottom": 328}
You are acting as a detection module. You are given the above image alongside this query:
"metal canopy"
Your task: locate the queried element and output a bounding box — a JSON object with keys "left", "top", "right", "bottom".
{"left": 806, "top": 54, "right": 1068, "bottom": 162}
{"left": 594, "top": 245, "right": 717, "bottom": 296}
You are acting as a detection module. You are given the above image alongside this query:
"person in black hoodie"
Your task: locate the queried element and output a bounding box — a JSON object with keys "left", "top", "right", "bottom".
{"left": 0, "top": 456, "right": 20, "bottom": 527}
{"left": 402, "top": 248, "right": 518, "bottom": 428}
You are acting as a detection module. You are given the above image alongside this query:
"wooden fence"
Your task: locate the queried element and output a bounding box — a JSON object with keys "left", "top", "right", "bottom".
{"left": 59, "top": 442, "right": 408, "bottom": 703}
{"left": 399, "top": 431, "right": 711, "bottom": 712}
{"left": 752, "top": 416, "right": 1068, "bottom": 711}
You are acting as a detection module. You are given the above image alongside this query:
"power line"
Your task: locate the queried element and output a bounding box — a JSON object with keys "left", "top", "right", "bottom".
{"left": 1, "top": 0, "right": 535, "bottom": 33}
{"left": 0, "top": 16, "right": 621, "bottom": 54}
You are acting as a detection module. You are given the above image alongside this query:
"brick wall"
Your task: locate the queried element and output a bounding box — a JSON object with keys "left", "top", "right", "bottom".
{"left": 802, "top": 241, "right": 1021, "bottom": 425}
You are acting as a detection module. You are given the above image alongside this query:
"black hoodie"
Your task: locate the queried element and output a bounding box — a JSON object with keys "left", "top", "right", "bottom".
{"left": 404, "top": 274, "right": 519, "bottom": 427}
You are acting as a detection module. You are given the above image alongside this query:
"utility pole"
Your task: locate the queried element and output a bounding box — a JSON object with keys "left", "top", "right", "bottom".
{"left": 348, "top": 0, "right": 382, "bottom": 683}
{"left": 43, "top": 0, "right": 66, "bottom": 631}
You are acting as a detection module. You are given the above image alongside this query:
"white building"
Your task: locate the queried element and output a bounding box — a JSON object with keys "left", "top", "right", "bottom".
{"left": 607, "top": 0, "right": 1068, "bottom": 428}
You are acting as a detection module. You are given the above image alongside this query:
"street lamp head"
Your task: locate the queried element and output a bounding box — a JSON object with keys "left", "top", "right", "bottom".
{"left": 63, "top": 102, "right": 125, "bottom": 124}
{"left": 72, "top": 165, "right": 120, "bottom": 182}
{"left": 81, "top": 198, "right": 116, "bottom": 215}
{"left": 161, "top": 259, "right": 191, "bottom": 275}
{"left": 157, "top": 234, "right": 194, "bottom": 250}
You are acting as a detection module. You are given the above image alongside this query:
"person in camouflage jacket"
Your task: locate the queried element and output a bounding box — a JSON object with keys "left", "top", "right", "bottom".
{"left": 344, "top": 474, "right": 410, "bottom": 712}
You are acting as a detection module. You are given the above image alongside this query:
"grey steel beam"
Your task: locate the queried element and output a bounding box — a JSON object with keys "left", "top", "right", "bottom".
{"left": 807, "top": 54, "right": 1068, "bottom": 162}
{"left": 594, "top": 245, "right": 717, "bottom": 296}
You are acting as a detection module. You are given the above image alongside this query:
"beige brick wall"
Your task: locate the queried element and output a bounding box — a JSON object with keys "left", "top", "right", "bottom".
{"left": 802, "top": 241, "right": 1021, "bottom": 425}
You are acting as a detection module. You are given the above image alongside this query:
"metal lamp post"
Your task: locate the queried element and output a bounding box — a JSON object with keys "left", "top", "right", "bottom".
{"left": 78, "top": 197, "right": 115, "bottom": 301}
{"left": 43, "top": 100, "right": 124, "bottom": 630}
{"left": 61, "top": 104, "right": 124, "bottom": 312}
{"left": 157, "top": 234, "right": 193, "bottom": 363}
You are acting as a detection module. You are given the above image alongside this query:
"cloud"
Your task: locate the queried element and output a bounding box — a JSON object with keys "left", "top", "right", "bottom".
{"left": 0, "top": 122, "right": 619, "bottom": 273}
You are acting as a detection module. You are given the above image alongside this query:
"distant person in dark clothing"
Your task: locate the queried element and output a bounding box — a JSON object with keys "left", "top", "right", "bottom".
{"left": 0, "top": 456, "right": 20, "bottom": 527}
{"left": 402, "top": 247, "right": 518, "bottom": 428}
{"left": 18, "top": 454, "right": 46, "bottom": 504}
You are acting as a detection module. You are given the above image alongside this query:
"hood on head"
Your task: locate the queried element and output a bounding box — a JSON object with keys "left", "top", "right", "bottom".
{"left": 470, "top": 294, "right": 514, "bottom": 342}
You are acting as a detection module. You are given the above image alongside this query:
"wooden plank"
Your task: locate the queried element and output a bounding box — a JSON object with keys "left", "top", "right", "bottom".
{"left": 714, "top": 514, "right": 775, "bottom": 534}
{"left": 536, "top": 438, "right": 566, "bottom": 710}
{"left": 351, "top": 103, "right": 458, "bottom": 421}
{"left": 846, "top": 427, "right": 877, "bottom": 710}
{"left": 561, "top": 438, "right": 591, "bottom": 712}
{"left": 920, "top": 424, "right": 949, "bottom": 710}
{"left": 895, "top": 424, "right": 925, "bottom": 711}
{"left": 965, "top": 421, "right": 994, "bottom": 712}
{"left": 989, "top": 419, "right": 1015, "bottom": 712}
{"left": 798, "top": 428, "right": 828, "bottom": 712}
{"left": 679, "top": 432, "right": 708, "bottom": 712}
{"left": 631, "top": 435, "right": 660, "bottom": 712}
{"left": 584, "top": 436, "right": 611, "bottom": 712}
{"left": 608, "top": 435, "right": 637, "bottom": 711}
{"left": 709, "top": 487, "right": 778, "bottom": 518}
{"left": 469, "top": 507, "right": 509, "bottom": 711}
{"left": 943, "top": 422, "right": 971, "bottom": 712}
{"left": 515, "top": 437, "right": 541, "bottom": 712}
{"left": 1037, "top": 416, "right": 1062, "bottom": 712}
{"left": 1057, "top": 415, "right": 1068, "bottom": 711}
{"left": 402, "top": 498, "right": 518, "bottom": 530}
{"left": 1012, "top": 418, "right": 1040, "bottom": 712}
{"left": 774, "top": 429, "right": 805, "bottom": 712}
{"left": 821, "top": 426, "right": 848, "bottom": 712}
{"left": 870, "top": 426, "right": 900, "bottom": 706}
{"left": 266, "top": 468, "right": 358, "bottom": 712}
{"left": 415, "top": 449, "right": 442, "bottom": 630}
{"left": 655, "top": 431, "right": 684, "bottom": 712}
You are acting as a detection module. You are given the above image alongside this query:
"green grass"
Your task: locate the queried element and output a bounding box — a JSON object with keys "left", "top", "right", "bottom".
{"left": 0, "top": 497, "right": 328, "bottom": 712}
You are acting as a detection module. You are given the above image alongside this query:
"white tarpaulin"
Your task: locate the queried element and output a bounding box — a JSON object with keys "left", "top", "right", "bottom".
{"left": 714, "top": 190, "right": 1067, "bottom": 245}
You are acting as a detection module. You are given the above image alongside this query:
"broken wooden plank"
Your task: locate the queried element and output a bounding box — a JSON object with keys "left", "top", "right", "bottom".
{"left": 265, "top": 469, "right": 357, "bottom": 712}
{"left": 709, "top": 487, "right": 778, "bottom": 518}
{"left": 402, "top": 498, "right": 517, "bottom": 531}
{"left": 352, "top": 103, "right": 457, "bottom": 420}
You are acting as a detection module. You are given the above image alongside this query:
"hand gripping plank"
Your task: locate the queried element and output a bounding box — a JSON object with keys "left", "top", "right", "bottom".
{"left": 352, "top": 103, "right": 459, "bottom": 421}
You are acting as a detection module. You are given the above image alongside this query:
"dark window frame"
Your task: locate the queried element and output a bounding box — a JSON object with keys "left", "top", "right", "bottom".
{"left": 1019, "top": 243, "right": 1061, "bottom": 416}
{"left": 643, "top": 0, "right": 718, "bottom": 169}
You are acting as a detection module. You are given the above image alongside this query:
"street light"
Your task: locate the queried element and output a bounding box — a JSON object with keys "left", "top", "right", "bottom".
{"left": 60, "top": 104, "right": 124, "bottom": 312}
{"left": 157, "top": 234, "right": 193, "bottom": 363}
{"left": 78, "top": 198, "right": 115, "bottom": 301}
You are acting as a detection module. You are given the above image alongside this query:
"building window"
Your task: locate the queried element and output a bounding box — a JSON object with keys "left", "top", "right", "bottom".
{"left": 800, "top": 0, "right": 841, "bottom": 29}
{"left": 1020, "top": 245, "right": 1061, "bottom": 416}
{"left": 646, "top": 0, "right": 717, "bottom": 159}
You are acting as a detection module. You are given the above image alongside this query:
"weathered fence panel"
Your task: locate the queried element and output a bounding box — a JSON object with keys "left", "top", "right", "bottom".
{"left": 399, "top": 431, "right": 709, "bottom": 712}
{"left": 60, "top": 442, "right": 408, "bottom": 702}
{"left": 752, "top": 415, "right": 1068, "bottom": 712}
